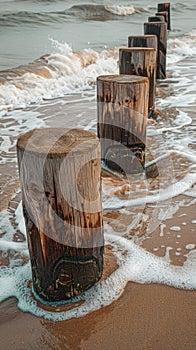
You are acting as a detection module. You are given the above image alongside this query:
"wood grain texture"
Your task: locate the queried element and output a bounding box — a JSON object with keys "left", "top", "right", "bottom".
{"left": 158, "top": 2, "right": 171, "bottom": 29}
{"left": 128, "top": 35, "right": 158, "bottom": 51}
{"left": 17, "top": 128, "right": 104, "bottom": 301}
{"left": 119, "top": 48, "right": 156, "bottom": 114}
{"left": 97, "top": 74, "right": 149, "bottom": 174}
{"left": 144, "top": 22, "right": 167, "bottom": 79}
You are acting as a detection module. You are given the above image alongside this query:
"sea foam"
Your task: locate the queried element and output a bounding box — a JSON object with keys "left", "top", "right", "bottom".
{"left": 105, "top": 5, "right": 136, "bottom": 16}
{"left": 0, "top": 229, "right": 195, "bottom": 321}
{"left": 0, "top": 31, "right": 195, "bottom": 112}
{"left": 0, "top": 41, "right": 118, "bottom": 113}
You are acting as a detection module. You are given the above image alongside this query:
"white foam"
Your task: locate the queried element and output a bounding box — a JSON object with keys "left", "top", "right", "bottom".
{"left": 0, "top": 42, "right": 118, "bottom": 112}
{"left": 0, "top": 210, "right": 16, "bottom": 241}
{"left": 158, "top": 204, "right": 180, "bottom": 221}
{"left": 186, "top": 244, "right": 195, "bottom": 250}
{"left": 170, "top": 226, "right": 181, "bottom": 232}
{"left": 184, "top": 188, "right": 196, "bottom": 197}
{"left": 0, "top": 230, "right": 195, "bottom": 321}
{"left": 103, "top": 172, "right": 196, "bottom": 210}
{"left": 160, "top": 223, "right": 166, "bottom": 237}
{"left": 105, "top": 5, "right": 136, "bottom": 16}
{"left": 15, "top": 201, "right": 26, "bottom": 237}
{"left": 167, "top": 30, "right": 196, "bottom": 62}
{"left": 0, "top": 239, "right": 27, "bottom": 253}
{"left": 147, "top": 111, "right": 192, "bottom": 136}
{"left": 0, "top": 273, "right": 16, "bottom": 300}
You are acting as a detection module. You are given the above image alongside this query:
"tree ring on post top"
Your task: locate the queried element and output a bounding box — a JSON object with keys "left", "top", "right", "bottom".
{"left": 17, "top": 128, "right": 99, "bottom": 159}
{"left": 97, "top": 74, "right": 149, "bottom": 84}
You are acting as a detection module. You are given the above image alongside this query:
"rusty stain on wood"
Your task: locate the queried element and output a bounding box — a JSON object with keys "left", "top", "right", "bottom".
{"left": 144, "top": 22, "right": 167, "bottom": 79}
{"left": 119, "top": 47, "right": 157, "bottom": 114}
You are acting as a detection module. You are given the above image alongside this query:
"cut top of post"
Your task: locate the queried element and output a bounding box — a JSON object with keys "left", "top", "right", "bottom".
{"left": 119, "top": 47, "right": 156, "bottom": 53}
{"left": 144, "top": 21, "right": 167, "bottom": 26}
{"left": 144, "top": 21, "right": 168, "bottom": 35}
{"left": 128, "top": 35, "right": 158, "bottom": 49}
{"left": 158, "top": 2, "right": 170, "bottom": 10}
{"left": 148, "top": 16, "right": 165, "bottom": 22}
{"left": 156, "top": 11, "right": 169, "bottom": 28}
{"left": 17, "top": 128, "right": 99, "bottom": 159}
{"left": 97, "top": 74, "right": 149, "bottom": 84}
{"left": 128, "top": 35, "right": 157, "bottom": 39}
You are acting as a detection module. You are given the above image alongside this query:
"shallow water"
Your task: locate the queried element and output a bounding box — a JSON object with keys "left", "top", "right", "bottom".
{"left": 0, "top": 0, "right": 196, "bottom": 321}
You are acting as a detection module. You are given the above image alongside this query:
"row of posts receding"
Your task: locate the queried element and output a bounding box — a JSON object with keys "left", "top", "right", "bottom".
{"left": 17, "top": 3, "right": 171, "bottom": 302}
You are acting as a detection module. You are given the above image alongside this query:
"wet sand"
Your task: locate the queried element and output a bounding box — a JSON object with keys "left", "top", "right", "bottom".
{"left": 0, "top": 275, "right": 195, "bottom": 350}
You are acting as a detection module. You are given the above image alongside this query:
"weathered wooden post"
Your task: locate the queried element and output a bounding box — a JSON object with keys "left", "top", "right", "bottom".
{"left": 119, "top": 47, "right": 156, "bottom": 116}
{"left": 127, "top": 35, "right": 158, "bottom": 87}
{"left": 158, "top": 2, "right": 171, "bottom": 29}
{"left": 97, "top": 75, "right": 149, "bottom": 174}
{"left": 144, "top": 22, "right": 167, "bottom": 79}
{"left": 128, "top": 35, "right": 157, "bottom": 51}
{"left": 148, "top": 15, "right": 165, "bottom": 23}
{"left": 156, "top": 11, "right": 169, "bottom": 28}
{"left": 17, "top": 128, "right": 104, "bottom": 302}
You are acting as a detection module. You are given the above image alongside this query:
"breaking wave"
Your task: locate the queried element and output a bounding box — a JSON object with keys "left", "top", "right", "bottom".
{"left": 0, "top": 4, "right": 148, "bottom": 27}
{"left": 68, "top": 4, "right": 147, "bottom": 18}
{"left": 0, "top": 40, "right": 118, "bottom": 113}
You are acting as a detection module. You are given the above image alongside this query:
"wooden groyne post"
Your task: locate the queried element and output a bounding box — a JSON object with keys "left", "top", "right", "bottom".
{"left": 97, "top": 75, "right": 149, "bottom": 174}
{"left": 144, "top": 22, "right": 167, "bottom": 79}
{"left": 119, "top": 47, "right": 157, "bottom": 116}
{"left": 158, "top": 2, "right": 171, "bottom": 29}
{"left": 148, "top": 15, "right": 165, "bottom": 23}
{"left": 155, "top": 11, "right": 169, "bottom": 28}
{"left": 17, "top": 128, "right": 104, "bottom": 302}
{"left": 128, "top": 35, "right": 157, "bottom": 51}
{"left": 128, "top": 35, "right": 158, "bottom": 84}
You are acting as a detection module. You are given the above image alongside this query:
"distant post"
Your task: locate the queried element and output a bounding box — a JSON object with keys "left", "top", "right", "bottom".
{"left": 128, "top": 35, "right": 157, "bottom": 51}
{"left": 97, "top": 75, "right": 149, "bottom": 174}
{"left": 17, "top": 128, "right": 104, "bottom": 302}
{"left": 156, "top": 11, "right": 169, "bottom": 28}
{"left": 148, "top": 15, "right": 165, "bottom": 23}
{"left": 144, "top": 22, "right": 167, "bottom": 79}
{"left": 158, "top": 3, "right": 171, "bottom": 29}
{"left": 119, "top": 47, "right": 156, "bottom": 116}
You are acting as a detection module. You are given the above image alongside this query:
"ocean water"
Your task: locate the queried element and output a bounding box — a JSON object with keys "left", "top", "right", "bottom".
{"left": 0, "top": 0, "right": 196, "bottom": 71}
{"left": 0, "top": 0, "right": 196, "bottom": 321}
